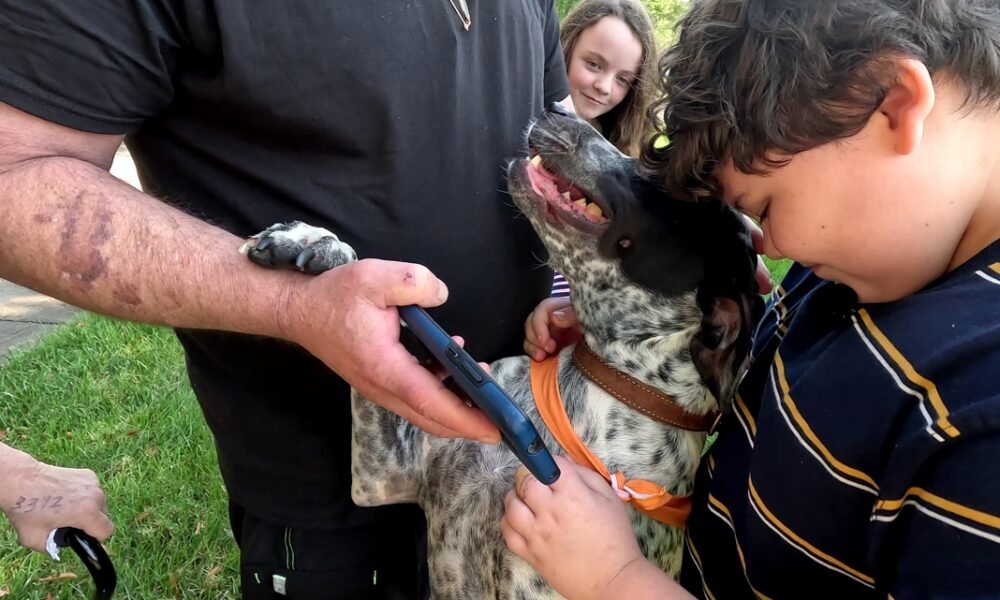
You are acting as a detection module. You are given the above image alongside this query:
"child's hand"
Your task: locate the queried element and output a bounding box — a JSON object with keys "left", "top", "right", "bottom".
{"left": 523, "top": 297, "right": 581, "bottom": 360}
{"left": 500, "top": 456, "right": 647, "bottom": 600}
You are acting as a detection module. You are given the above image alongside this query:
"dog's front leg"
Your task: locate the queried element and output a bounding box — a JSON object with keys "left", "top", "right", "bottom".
{"left": 350, "top": 391, "right": 425, "bottom": 505}
{"left": 241, "top": 221, "right": 425, "bottom": 503}
{"left": 240, "top": 221, "right": 358, "bottom": 273}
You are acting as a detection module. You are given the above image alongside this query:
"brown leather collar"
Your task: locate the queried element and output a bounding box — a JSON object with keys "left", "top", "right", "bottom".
{"left": 572, "top": 341, "right": 721, "bottom": 433}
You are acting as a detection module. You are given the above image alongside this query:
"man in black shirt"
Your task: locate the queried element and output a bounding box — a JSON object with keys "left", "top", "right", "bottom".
{"left": 0, "top": 2, "right": 569, "bottom": 597}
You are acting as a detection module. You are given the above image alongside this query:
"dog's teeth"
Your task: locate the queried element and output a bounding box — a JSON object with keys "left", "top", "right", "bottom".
{"left": 574, "top": 198, "right": 587, "bottom": 208}
{"left": 562, "top": 191, "right": 572, "bottom": 202}
{"left": 530, "top": 155, "right": 543, "bottom": 168}
{"left": 586, "top": 203, "right": 604, "bottom": 218}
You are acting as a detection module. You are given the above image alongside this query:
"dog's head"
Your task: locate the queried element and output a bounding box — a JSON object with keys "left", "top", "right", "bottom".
{"left": 507, "top": 104, "right": 763, "bottom": 409}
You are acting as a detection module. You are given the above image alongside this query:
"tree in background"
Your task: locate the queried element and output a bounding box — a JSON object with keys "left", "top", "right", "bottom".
{"left": 555, "top": 0, "right": 689, "bottom": 45}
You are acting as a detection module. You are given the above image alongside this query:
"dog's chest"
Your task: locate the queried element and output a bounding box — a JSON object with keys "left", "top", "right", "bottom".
{"left": 415, "top": 355, "right": 700, "bottom": 598}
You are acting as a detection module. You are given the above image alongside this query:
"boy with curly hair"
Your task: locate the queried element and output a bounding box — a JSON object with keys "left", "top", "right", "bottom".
{"left": 503, "top": 1, "right": 1000, "bottom": 598}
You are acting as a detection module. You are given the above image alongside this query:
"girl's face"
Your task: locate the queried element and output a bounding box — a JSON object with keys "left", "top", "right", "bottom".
{"left": 567, "top": 16, "right": 642, "bottom": 124}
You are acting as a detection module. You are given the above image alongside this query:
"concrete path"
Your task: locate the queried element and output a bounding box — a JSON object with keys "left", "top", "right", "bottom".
{"left": 0, "top": 146, "right": 142, "bottom": 361}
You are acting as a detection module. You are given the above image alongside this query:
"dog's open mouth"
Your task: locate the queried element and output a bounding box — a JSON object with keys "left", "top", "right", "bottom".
{"left": 523, "top": 154, "right": 611, "bottom": 234}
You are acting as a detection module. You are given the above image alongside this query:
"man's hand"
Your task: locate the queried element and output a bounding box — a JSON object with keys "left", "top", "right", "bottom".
{"left": 1, "top": 448, "right": 113, "bottom": 554}
{"left": 279, "top": 258, "right": 501, "bottom": 443}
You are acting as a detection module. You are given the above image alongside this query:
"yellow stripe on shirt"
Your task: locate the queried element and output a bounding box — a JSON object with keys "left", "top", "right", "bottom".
{"left": 685, "top": 533, "right": 718, "bottom": 600}
{"left": 734, "top": 391, "right": 758, "bottom": 441}
{"left": 857, "top": 310, "right": 959, "bottom": 438}
{"left": 875, "top": 487, "right": 1000, "bottom": 531}
{"left": 706, "top": 494, "right": 774, "bottom": 600}
{"left": 748, "top": 478, "right": 876, "bottom": 586}
{"left": 773, "top": 353, "right": 879, "bottom": 491}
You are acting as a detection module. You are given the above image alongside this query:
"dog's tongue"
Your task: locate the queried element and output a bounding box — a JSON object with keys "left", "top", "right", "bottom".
{"left": 527, "top": 155, "right": 606, "bottom": 223}
{"left": 526, "top": 156, "right": 562, "bottom": 200}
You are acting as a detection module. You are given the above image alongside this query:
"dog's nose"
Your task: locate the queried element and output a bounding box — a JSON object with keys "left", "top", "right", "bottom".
{"left": 547, "top": 102, "right": 572, "bottom": 117}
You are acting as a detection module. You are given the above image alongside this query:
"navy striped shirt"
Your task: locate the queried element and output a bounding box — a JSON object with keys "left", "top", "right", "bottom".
{"left": 681, "top": 241, "right": 1000, "bottom": 598}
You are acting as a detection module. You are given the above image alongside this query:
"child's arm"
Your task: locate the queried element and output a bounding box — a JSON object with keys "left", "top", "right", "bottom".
{"left": 501, "top": 456, "right": 694, "bottom": 600}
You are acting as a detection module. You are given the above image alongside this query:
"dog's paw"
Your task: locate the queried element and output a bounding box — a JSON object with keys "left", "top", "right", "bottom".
{"left": 240, "top": 221, "right": 357, "bottom": 274}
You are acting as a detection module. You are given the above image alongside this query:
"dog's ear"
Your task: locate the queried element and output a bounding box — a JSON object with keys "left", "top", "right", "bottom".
{"left": 690, "top": 292, "right": 762, "bottom": 409}
{"left": 689, "top": 203, "right": 765, "bottom": 408}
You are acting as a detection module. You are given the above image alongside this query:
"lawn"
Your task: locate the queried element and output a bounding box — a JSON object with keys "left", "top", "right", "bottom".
{"left": 0, "top": 315, "right": 239, "bottom": 599}
{"left": 763, "top": 257, "right": 793, "bottom": 292}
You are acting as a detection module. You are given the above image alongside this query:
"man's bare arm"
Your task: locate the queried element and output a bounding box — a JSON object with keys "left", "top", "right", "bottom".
{"left": 0, "top": 102, "right": 297, "bottom": 337}
{"left": 0, "top": 101, "right": 499, "bottom": 441}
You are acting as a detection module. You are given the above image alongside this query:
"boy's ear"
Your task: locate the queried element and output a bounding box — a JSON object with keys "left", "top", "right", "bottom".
{"left": 878, "top": 58, "right": 935, "bottom": 155}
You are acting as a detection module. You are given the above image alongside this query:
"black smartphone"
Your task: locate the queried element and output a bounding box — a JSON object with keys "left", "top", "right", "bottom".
{"left": 398, "top": 305, "right": 560, "bottom": 485}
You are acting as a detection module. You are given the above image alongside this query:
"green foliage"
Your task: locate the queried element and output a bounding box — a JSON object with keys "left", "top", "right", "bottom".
{"left": 555, "top": 0, "right": 580, "bottom": 19}
{"left": 763, "top": 257, "right": 793, "bottom": 290}
{"left": 556, "top": 0, "right": 690, "bottom": 46}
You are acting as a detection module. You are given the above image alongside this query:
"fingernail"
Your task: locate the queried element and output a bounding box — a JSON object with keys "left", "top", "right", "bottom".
{"left": 553, "top": 309, "right": 567, "bottom": 320}
{"left": 436, "top": 282, "right": 449, "bottom": 303}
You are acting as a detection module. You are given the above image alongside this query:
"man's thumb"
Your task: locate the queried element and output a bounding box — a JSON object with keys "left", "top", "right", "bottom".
{"left": 375, "top": 260, "right": 449, "bottom": 308}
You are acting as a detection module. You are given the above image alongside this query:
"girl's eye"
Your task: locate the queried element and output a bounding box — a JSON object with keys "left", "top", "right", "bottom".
{"left": 585, "top": 60, "right": 600, "bottom": 70}
{"left": 616, "top": 76, "right": 634, "bottom": 87}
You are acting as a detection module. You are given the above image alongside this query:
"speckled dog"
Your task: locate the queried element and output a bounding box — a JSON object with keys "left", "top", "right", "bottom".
{"left": 241, "top": 105, "right": 762, "bottom": 599}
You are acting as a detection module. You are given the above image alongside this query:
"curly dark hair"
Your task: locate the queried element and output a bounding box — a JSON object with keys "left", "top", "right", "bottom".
{"left": 642, "top": 0, "right": 1000, "bottom": 199}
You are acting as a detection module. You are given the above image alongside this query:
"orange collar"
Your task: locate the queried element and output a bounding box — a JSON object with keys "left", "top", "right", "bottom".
{"left": 530, "top": 354, "right": 692, "bottom": 528}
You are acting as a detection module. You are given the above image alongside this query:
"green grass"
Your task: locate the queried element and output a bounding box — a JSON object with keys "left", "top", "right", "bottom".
{"left": 0, "top": 315, "right": 239, "bottom": 599}
{"left": 763, "top": 257, "right": 793, "bottom": 291}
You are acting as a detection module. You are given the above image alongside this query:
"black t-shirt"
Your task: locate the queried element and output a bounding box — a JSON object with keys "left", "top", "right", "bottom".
{"left": 0, "top": 1, "right": 569, "bottom": 527}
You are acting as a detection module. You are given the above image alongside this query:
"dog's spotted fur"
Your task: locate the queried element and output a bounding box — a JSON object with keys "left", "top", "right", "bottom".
{"left": 243, "top": 108, "right": 761, "bottom": 599}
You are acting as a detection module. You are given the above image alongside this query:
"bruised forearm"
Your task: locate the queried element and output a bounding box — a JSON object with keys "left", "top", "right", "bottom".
{"left": 0, "top": 155, "right": 299, "bottom": 338}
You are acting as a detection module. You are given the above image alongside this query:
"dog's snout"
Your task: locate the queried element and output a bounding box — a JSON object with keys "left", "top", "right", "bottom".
{"left": 546, "top": 102, "right": 572, "bottom": 117}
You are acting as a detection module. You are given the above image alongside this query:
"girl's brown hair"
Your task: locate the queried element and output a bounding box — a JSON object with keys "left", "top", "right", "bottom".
{"left": 561, "top": 0, "right": 659, "bottom": 157}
